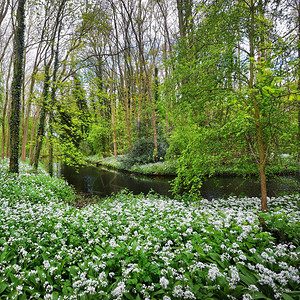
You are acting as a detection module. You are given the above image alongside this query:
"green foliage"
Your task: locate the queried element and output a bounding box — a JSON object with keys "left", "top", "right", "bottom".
{"left": 0, "top": 165, "right": 299, "bottom": 299}
{"left": 170, "top": 120, "right": 250, "bottom": 195}
{"left": 164, "top": 1, "right": 299, "bottom": 200}
{"left": 86, "top": 120, "right": 111, "bottom": 156}
{"left": 0, "top": 159, "right": 76, "bottom": 204}
{"left": 130, "top": 160, "right": 177, "bottom": 176}
{"left": 120, "top": 137, "right": 169, "bottom": 168}
{"left": 260, "top": 205, "right": 300, "bottom": 246}
{"left": 53, "top": 79, "right": 91, "bottom": 166}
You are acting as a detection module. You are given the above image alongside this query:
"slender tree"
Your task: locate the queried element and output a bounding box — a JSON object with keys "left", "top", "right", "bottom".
{"left": 9, "top": 0, "right": 26, "bottom": 173}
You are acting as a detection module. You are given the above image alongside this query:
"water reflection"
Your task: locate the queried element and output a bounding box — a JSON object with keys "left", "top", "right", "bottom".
{"left": 59, "top": 164, "right": 299, "bottom": 200}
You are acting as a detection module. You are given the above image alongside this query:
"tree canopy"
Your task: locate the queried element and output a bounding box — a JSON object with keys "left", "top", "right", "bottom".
{"left": 0, "top": 0, "right": 299, "bottom": 210}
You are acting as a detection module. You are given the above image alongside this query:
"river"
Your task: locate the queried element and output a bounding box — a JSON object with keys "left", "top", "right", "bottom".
{"left": 55, "top": 164, "right": 300, "bottom": 200}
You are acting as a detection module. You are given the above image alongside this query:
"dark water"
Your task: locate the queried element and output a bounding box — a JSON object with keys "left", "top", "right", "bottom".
{"left": 58, "top": 164, "right": 300, "bottom": 200}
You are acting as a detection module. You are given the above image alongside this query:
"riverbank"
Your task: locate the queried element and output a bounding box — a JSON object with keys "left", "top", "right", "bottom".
{"left": 86, "top": 155, "right": 299, "bottom": 177}
{"left": 85, "top": 155, "right": 178, "bottom": 176}
{"left": 0, "top": 158, "right": 299, "bottom": 299}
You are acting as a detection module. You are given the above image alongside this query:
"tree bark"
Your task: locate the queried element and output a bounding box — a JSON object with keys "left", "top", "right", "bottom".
{"left": 20, "top": 47, "right": 27, "bottom": 161}
{"left": 1, "top": 55, "right": 13, "bottom": 159}
{"left": 176, "top": 0, "right": 184, "bottom": 39}
{"left": 297, "top": 0, "right": 300, "bottom": 163}
{"left": 0, "top": 0, "right": 9, "bottom": 27}
{"left": 49, "top": 20, "right": 62, "bottom": 176}
{"left": 110, "top": 75, "right": 117, "bottom": 157}
{"left": 29, "top": 108, "right": 40, "bottom": 164}
{"left": 9, "top": 0, "right": 26, "bottom": 173}
{"left": 249, "top": 0, "right": 267, "bottom": 212}
{"left": 33, "top": 63, "right": 50, "bottom": 170}
{"left": 21, "top": 15, "right": 49, "bottom": 162}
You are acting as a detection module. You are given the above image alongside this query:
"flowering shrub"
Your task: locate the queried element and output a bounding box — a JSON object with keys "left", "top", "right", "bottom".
{"left": 0, "top": 159, "right": 299, "bottom": 299}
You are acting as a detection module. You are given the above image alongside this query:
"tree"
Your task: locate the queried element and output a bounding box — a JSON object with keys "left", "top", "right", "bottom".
{"left": 9, "top": 0, "right": 26, "bottom": 173}
{"left": 167, "top": 0, "right": 294, "bottom": 211}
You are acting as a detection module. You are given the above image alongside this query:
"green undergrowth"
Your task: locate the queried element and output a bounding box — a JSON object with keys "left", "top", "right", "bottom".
{"left": 0, "top": 158, "right": 299, "bottom": 299}
{"left": 86, "top": 156, "right": 177, "bottom": 176}
{"left": 86, "top": 155, "right": 298, "bottom": 178}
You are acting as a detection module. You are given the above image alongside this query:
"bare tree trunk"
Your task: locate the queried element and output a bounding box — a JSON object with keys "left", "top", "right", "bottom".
{"left": 176, "top": 0, "right": 184, "bottom": 39}
{"left": 49, "top": 21, "right": 62, "bottom": 176}
{"left": 1, "top": 90, "right": 8, "bottom": 159}
{"left": 110, "top": 77, "right": 117, "bottom": 157}
{"left": 123, "top": 66, "right": 132, "bottom": 151}
{"left": 21, "top": 71, "right": 36, "bottom": 161}
{"left": 9, "top": 0, "right": 26, "bottom": 173}
{"left": 0, "top": 0, "right": 9, "bottom": 27}
{"left": 33, "top": 62, "right": 50, "bottom": 170}
{"left": 297, "top": 0, "right": 300, "bottom": 162}
{"left": 5, "top": 94, "right": 11, "bottom": 158}
{"left": 20, "top": 49, "right": 27, "bottom": 161}
{"left": 1, "top": 55, "right": 13, "bottom": 159}
{"left": 0, "top": 32, "right": 13, "bottom": 64}
{"left": 29, "top": 108, "right": 40, "bottom": 164}
{"left": 135, "top": 56, "right": 144, "bottom": 138}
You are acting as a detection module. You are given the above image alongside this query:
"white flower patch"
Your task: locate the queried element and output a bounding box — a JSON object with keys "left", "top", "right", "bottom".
{"left": 0, "top": 170, "right": 299, "bottom": 300}
{"left": 208, "top": 265, "right": 224, "bottom": 281}
{"left": 159, "top": 276, "right": 169, "bottom": 289}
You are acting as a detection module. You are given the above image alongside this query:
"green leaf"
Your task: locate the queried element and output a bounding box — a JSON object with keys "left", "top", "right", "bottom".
{"left": 52, "top": 292, "right": 60, "bottom": 300}
{"left": 152, "top": 289, "right": 165, "bottom": 296}
{"left": 239, "top": 273, "right": 256, "bottom": 286}
{"left": 282, "top": 293, "right": 296, "bottom": 300}
{"left": 252, "top": 292, "right": 271, "bottom": 299}
{"left": 0, "top": 283, "right": 8, "bottom": 294}
{"left": 124, "top": 293, "right": 135, "bottom": 300}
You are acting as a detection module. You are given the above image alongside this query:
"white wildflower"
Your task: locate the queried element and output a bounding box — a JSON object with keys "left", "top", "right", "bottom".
{"left": 159, "top": 276, "right": 169, "bottom": 289}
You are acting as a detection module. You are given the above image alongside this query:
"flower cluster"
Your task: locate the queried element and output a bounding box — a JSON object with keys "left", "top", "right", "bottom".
{"left": 0, "top": 159, "right": 299, "bottom": 299}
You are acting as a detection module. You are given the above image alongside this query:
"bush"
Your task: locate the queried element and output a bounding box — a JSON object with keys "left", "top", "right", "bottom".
{"left": 120, "top": 137, "right": 169, "bottom": 168}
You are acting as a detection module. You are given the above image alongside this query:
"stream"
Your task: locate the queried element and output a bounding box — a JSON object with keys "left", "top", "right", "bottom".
{"left": 55, "top": 164, "right": 300, "bottom": 200}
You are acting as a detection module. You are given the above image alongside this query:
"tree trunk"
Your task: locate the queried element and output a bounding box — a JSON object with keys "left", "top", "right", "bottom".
{"left": 1, "top": 55, "right": 13, "bottom": 159}
{"left": 5, "top": 93, "right": 11, "bottom": 158}
{"left": 110, "top": 78, "right": 117, "bottom": 157}
{"left": 33, "top": 63, "right": 50, "bottom": 170}
{"left": 20, "top": 49, "right": 27, "bottom": 161}
{"left": 249, "top": 0, "right": 267, "bottom": 212}
{"left": 49, "top": 20, "right": 62, "bottom": 176}
{"left": 29, "top": 108, "right": 40, "bottom": 164}
{"left": 9, "top": 0, "right": 26, "bottom": 173}
{"left": 297, "top": 0, "right": 300, "bottom": 163}
{"left": 124, "top": 67, "right": 132, "bottom": 151}
{"left": 176, "top": 0, "right": 184, "bottom": 39}
{"left": 0, "top": 0, "right": 9, "bottom": 27}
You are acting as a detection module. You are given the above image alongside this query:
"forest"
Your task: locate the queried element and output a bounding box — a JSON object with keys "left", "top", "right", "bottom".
{"left": 1, "top": 0, "right": 300, "bottom": 206}
{"left": 0, "top": 0, "right": 299, "bottom": 299}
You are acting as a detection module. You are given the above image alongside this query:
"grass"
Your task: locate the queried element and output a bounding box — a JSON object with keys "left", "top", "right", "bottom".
{"left": 85, "top": 156, "right": 177, "bottom": 176}
{"left": 0, "top": 158, "right": 299, "bottom": 299}
{"left": 85, "top": 154, "right": 299, "bottom": 178}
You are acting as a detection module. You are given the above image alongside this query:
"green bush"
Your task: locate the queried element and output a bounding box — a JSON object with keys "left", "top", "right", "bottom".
{"left": 120, "top": 137, "right": 169, "bottom": 168}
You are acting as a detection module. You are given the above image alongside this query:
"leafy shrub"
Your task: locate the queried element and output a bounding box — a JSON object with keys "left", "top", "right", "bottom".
{"left": 86, "top": 121, "right": 111, "bottom": 156}
{"left": 120, "top": 136, "right": 169, "bottom": 168}
{"left": 260, "top": 206, "right": 300, "bottom": 246}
